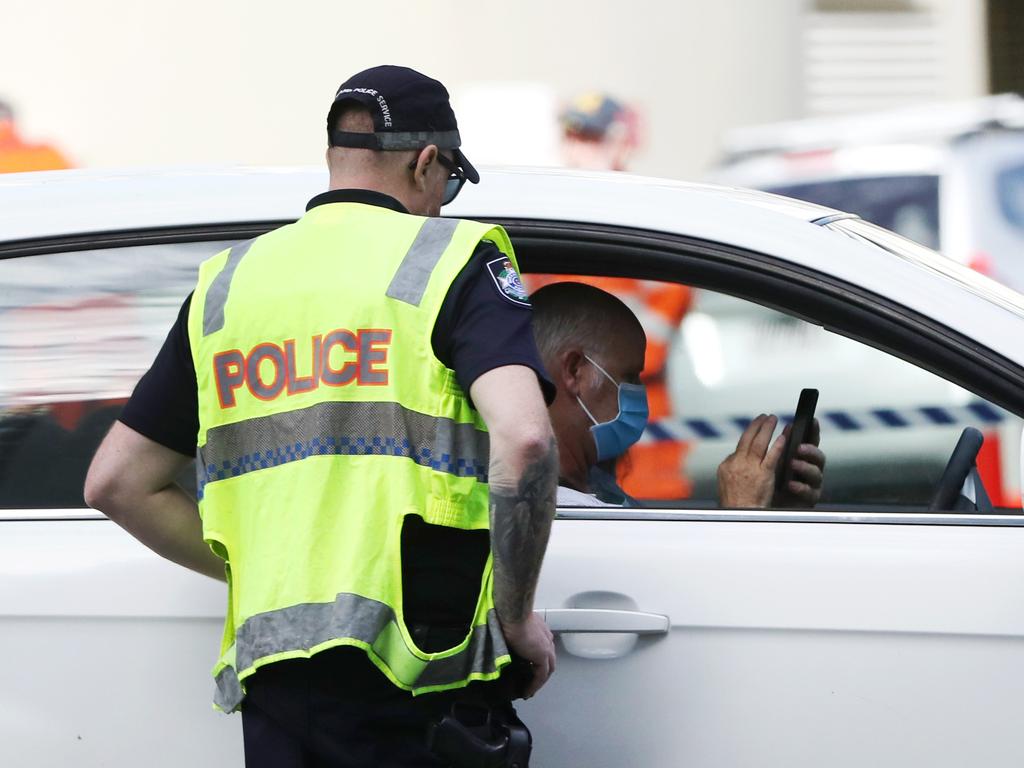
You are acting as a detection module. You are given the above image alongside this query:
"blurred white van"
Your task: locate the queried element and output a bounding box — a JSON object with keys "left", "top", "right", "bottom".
{"left": 709, "top": 95, "right": 1024, "bottom": 293}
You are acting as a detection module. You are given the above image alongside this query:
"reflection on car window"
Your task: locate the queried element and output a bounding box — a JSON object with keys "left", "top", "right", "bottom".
{"left": 767, "top": 175, "right": 940, "bottom": 250}
{"left": 0, "top": 241, "right": 232, "bottom": 508}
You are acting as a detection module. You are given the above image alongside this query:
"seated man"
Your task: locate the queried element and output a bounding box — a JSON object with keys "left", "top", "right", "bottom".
{"left": 531, "top": 282, "right": 825, "bottom": 507}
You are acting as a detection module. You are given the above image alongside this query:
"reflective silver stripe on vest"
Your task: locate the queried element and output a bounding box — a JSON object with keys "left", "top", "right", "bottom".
{"left": 214, "top": 665, "right": 245, "bottom": 712}
{"left": 414, "top": 617, "right": 508, "bottom": 689}
{"left": 203, "top": 239, "right": 255, "bottom": 336}
{"left": 386, "top": 218, "right": 460, "bottom": 306}
{"left": 197, "top": 400, "right": 488, "bottom": 498}
{"left": 213, "top": 598, "right": 507, "bottom": 713}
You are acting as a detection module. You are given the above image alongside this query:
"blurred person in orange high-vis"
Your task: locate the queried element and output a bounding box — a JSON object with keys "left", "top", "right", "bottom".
{"left": 0, "top": 100, "right": 72, "bottom": 173}
{"left": 526, "top": 92, "right": 693, "bottom": 500}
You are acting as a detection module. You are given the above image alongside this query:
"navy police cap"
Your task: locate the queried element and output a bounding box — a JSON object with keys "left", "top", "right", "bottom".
{"left": 327, "top": 65, "right": 479, "bottom": 184}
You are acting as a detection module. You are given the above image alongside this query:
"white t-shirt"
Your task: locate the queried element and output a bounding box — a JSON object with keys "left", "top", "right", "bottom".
{"left": 556, "top": 485, "right": 616, "bottom": 507}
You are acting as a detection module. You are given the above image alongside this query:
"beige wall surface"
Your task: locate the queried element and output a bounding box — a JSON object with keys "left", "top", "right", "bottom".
{"left": 0, "top": 0, "right": 983, "bottom": 180}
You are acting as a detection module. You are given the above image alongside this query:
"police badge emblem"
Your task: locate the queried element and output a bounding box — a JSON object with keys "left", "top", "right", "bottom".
{"left": 486, "top": 256, "right": 530, "bottom": 306}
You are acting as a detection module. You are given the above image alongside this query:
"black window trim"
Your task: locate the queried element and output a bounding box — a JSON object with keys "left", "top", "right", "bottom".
{"left": 0, "top": 223, "right": 291, "bottom": 260}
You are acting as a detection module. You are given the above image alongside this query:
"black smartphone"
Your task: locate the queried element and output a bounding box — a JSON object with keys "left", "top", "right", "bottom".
{"left": 776, "top": 388, "right": 819, "bottom": 492}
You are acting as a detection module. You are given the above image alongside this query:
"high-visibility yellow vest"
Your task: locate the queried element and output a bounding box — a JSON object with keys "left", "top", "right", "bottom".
{"left": 186, "top": 201, "right": 518, "bottom": 713}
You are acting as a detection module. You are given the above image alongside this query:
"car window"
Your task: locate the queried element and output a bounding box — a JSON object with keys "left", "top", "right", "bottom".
{"left": 997, "top": 163, "right": 1024, "bottom": 234}
{"left": 8, "top": 235, "right": 1017, "bottom": 514}
{"left": 766, "top": 175, "right": 940, "bottom": 250}
{"left": 524, "top": 273, "right": 1021, "bottom": 511}
{"left": 0, "top": 240, "right": 234, "bottom": 508}
{"left": 668, "top": 286, "right": 1020, "bottom": 509}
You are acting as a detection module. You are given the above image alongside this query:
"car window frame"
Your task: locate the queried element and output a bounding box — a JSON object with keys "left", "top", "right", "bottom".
{"left": 3, "top": 218, "right": 1023, "bottom": 524}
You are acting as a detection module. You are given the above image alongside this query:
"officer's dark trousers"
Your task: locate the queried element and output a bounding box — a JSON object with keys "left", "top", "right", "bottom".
{"left": 241, "top": 645, "right": 508, "bottom": 768}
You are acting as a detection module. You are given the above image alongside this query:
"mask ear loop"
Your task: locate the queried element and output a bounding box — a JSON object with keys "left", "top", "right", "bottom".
{"left": 576, "top": 395, "right": 599, "bottom": 426}
{"left": 577, "top": 354, "right": 618, "bottom": 427}
{"left": 582, "top": 354, "right": 619, "bottom": 387}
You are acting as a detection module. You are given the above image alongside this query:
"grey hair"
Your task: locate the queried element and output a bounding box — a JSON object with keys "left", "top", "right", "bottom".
{"left": 531, "top": 282, "right": 643, "bottom": 368}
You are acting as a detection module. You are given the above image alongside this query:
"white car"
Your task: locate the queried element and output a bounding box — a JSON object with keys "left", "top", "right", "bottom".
{"left": 2, "top": 167, "right": 1024, "bottom": 768}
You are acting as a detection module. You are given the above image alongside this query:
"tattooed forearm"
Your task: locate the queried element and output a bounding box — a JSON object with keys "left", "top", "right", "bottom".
{"left": 489, "top": 436, "right": 559, "bottom": 624}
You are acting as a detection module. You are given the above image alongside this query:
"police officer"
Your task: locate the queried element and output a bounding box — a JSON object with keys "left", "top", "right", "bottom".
{"left": 85, "top": 65, "right": 559, "bottom": 767}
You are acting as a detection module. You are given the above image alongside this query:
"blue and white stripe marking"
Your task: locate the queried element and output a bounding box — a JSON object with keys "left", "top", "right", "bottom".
{"left": 640, "top": 401, "right": 1007, "bottom": 443}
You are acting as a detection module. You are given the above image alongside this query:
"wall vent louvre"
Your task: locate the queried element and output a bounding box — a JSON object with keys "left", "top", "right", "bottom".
{"left": 803, "top": 11, "right": 943, "bottom": 116}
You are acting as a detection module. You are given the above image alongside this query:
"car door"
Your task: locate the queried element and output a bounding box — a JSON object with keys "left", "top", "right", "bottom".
{"left": 507, "top": 221, "right": 1024, "bottom": 768}
{"left": 0, "top": 232, "right": 250, "bottom": 765}
{"left": 522, "top": 512, "right": 1024, "bottom": 767}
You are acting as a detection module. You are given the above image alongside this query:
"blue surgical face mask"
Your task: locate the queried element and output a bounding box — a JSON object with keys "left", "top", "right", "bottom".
{"left": 576, "top": 354, "right": 649, "bottom": 462}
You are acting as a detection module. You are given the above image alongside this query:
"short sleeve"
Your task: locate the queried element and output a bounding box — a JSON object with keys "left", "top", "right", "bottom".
{"left": 432, "top": 242, "right": 555, "bottom": 404}
{"left": 118, "top": 294, "right": 200, "bottom": 457}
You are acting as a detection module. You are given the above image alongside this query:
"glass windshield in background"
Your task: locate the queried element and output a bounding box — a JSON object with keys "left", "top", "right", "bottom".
{"left": 997, "top": 163, "right": 1024, "bottom": 233}
{"left": 766, "top": 175, "right": 940, "bottom": 250}
{"left": 826, "top": 217, "right": 1024, "bottom": 321}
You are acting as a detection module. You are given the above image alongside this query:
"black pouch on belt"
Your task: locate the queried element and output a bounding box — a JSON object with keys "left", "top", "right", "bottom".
{"left": 426, "top": 701, "right": 531, "bottom": 768}
{"left": 425, "top": 657, "right": 533, "bottom": 768}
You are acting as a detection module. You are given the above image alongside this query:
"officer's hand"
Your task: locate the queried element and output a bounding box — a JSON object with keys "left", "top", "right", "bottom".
{"left": 772, "top": 418, "right": 825, "bottom": 508}
{"left": 717, "top": 414, "right": 786, "bottom": 508}
{"left": 500, "top": 612, "right": 556, "bottom": 698}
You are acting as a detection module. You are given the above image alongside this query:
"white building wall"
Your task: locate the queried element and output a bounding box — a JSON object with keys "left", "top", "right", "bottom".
{"left": 800, "top": 0, "right": 987, "bottom": 116}
{"left": 0, "top": 0, "right": 986, "bottom": 180}
{"left": 935, "top": 0, "right": 988, "bottom": 98}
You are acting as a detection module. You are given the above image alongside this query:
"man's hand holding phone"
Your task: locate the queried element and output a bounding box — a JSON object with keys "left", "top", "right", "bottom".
{"left": 717, "top": 414, "right": 787, "bottom": 508}
{"left": 717, "top": 389, "right": 826, "bottom": 509}
{"left": 772, "top": 418, "right": 825, "bottom": 508}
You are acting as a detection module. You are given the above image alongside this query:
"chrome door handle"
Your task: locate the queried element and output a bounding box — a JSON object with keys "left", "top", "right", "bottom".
{"left": 539, "top": 608, "right": 670, "bottom": 635}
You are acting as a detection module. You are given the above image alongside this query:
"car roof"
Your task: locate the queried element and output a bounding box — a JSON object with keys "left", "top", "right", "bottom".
{"left": 0, "top": 165, "right": 837, "bottom": 242}
{"left": 2, "top": 165, "right": 1022, "bottom": 368}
